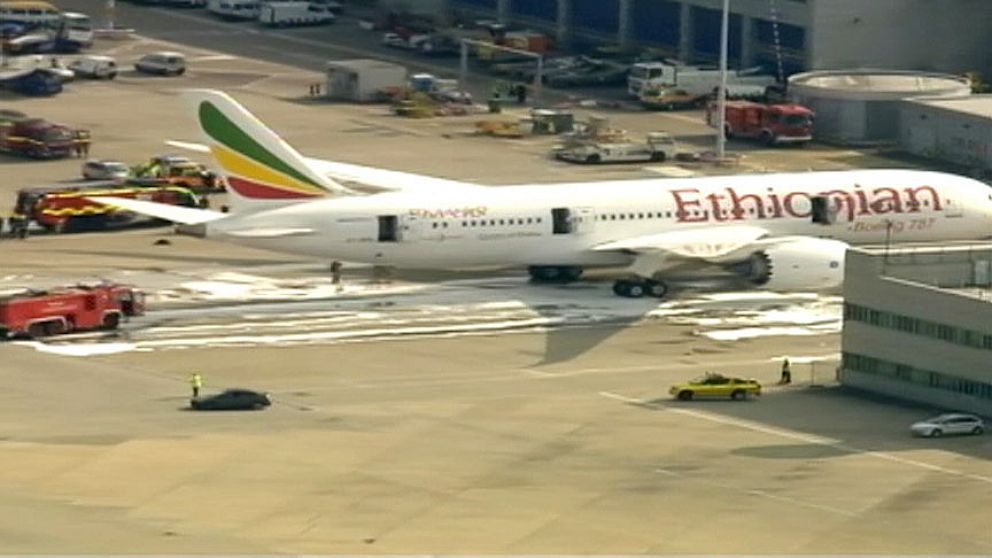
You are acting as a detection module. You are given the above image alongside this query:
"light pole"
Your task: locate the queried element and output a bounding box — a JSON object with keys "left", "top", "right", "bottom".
{"left": 715, "top": 0, "right": 730, "bottom": 159}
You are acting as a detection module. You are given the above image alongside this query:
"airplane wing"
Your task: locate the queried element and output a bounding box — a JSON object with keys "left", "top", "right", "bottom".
{"left": 594, "top": 225, "right": 770, "bottom": 261}
{"left": 165, "top": 140, "right": 485, "bottom": 195}
{"left": 88, "top": 196, "right": 228, "bottom": 225}
{"left": 224, "top": 227, "right": 315, "bottom": 238}
{"left": 593, "top": 226, "right": 775, "bottom": 278}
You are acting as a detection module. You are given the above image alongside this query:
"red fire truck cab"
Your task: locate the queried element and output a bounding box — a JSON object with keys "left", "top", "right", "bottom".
{"left": 0, "top": 284, "right": 145, "bottom": 338}
{"left": 707, "top": 100, "right": 814, "bottom": 146}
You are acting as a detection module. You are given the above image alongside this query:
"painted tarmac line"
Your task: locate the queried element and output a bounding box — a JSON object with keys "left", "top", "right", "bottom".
{"left": 601, "top": 391, "right": 992, "bottom": 485}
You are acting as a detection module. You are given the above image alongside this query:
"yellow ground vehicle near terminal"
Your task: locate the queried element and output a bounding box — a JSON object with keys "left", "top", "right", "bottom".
{"left": 669, "top": 373, "right": 762, "bottom": 401}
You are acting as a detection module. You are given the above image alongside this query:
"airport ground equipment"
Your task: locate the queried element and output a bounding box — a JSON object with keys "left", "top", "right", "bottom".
{"left": 130, "top": 155, "right": 223, "bottom": 193}
{"left": 707, "top": 100, "right": 815, "bottom": 146}
{"left": 14, "top": 183, "right": 203, "bottom": 233}
{"left": 0, "top": 114, "right": 87, "bottom": 158}
{"left": 0, "top": 283, "right": 145, "bottom": 338}
{"left": 555, "top": 132, "right": 678, "bottom": 164}
{"left": 258, "top": 1, "right": 333, "bottom": 26}
{"left": 628, "top": 61, "right": 776, "bottom": 98}
{"left": 324, "top": 59, "right": 407, "bottom": 102}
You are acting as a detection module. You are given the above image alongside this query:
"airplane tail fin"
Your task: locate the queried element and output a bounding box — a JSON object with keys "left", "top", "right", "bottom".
{"left": 181, "top": 89, "right": 351, "bottom": 206}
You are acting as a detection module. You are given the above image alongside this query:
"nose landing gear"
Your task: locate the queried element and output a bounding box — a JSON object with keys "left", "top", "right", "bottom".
{"left": 613, "top": 278, "right": 668, "bottom": 299}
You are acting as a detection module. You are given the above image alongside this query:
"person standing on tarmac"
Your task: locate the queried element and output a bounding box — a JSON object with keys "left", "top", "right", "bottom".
{"left": 10, "top": 211, "right": 28, "bottom": 240}
{"left": 779, "top": 358, "right": 792, "bottom": 385}
{"left": 189, "top": 373, "right": 203, "bottom": 398}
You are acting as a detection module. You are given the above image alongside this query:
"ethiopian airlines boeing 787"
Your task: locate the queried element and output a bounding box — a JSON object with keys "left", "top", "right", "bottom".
{"left": 95, "top": 90, "right": 992, "bottom": 298}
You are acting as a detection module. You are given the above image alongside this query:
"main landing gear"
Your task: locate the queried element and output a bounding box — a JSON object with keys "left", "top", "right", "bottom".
{"left": 613, "top": 278, "right": 669, "bottom": 299}
{"left": 528, "top": 266, "right": 583, "bottom": 283}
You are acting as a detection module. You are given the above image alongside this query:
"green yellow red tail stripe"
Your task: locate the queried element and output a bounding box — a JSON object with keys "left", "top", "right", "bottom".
{"left": 186, "top": 90, "right": 343, "bottom": 200}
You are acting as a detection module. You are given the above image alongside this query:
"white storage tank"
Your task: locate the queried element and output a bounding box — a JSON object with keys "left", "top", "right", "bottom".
{"left": 788, "top": 70, "right": 971, "bottom": 145}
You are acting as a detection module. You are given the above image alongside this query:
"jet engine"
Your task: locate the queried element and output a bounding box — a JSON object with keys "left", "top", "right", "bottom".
{"left": 737, "top": 238, "right": 848, "bottom": 292}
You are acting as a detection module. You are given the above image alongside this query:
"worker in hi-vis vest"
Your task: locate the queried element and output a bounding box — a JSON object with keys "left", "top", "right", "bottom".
{"left": 190, "top": 373, "right": 203, "bottom": 398}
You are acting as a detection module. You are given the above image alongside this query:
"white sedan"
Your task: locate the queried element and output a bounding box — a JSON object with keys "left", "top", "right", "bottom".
{"left": 82, "top": 159, "right": 131, "bottom": 181}
{"left": 910, "top": 413, "right": 984, "bottom": 438}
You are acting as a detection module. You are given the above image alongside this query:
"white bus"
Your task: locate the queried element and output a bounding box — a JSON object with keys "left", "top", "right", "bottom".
{"left": 207, "top": 0, "right": 260, "bottom": 20}
{"left": 0, "top": 0, "right": 61, "bottom": 26}
{"left": 258, "top": 2, "right": 334, "bottom": 27}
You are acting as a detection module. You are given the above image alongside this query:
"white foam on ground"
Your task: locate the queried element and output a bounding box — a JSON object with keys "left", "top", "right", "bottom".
{"left": 703, "top": 324, "right": 840, "bottom": 341}
{"left": 147, "top": 270, "right": 429, "bottom": 305}
{"left": 16, "top": 341, "right": 144, "bottom": 356}
{"left": 11, "top": 267, "right": 844, "bottom": 356}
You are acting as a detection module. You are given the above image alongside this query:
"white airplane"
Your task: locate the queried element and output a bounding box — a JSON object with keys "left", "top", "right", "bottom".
{"left": 95, "top": 90, "right": 992, "bottom": 298}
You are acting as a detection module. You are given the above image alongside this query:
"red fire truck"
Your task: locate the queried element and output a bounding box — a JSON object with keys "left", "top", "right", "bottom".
{"left": 0, "top": 284, "right": 145, "bottom": 338}
{"left": 706, "top": 100, "right": 815, "bottom": 146}
{"left": 0, "top": 116, "right": 89, "bottom": 159}
{"left": 14, "top": 183, "right": 205, "bottom": 233}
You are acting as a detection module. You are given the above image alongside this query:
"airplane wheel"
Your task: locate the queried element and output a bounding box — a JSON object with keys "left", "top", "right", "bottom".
{"left": 626, "top": 283, "right": 645, "bottom": 298}
{"left": 560, "top": 266, "right": 583, "bottom": 282}
{"left": 528, "top": 266, "right": 559, "bottom": 282}
{"left": 645, "top": 279, "right": 668, "bottom": 299}
{"left": 613, "top": 280, "right": 646, "bottom": 298}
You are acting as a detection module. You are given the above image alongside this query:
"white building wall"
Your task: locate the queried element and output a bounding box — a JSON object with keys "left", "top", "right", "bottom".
{"left": 900, "top": 102, "right": 992, "bottom": 171}
{"left": 808, "top": 0, "right": 992, "bottom": 73}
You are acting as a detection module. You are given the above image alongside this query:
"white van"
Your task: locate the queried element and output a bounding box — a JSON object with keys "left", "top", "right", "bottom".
{"left": 135, "top": 52, "right": 187, "bottom": 76}
{"left": 207, "top": 0, "right": 260, "bottom": 20}
{"left": 258, "top": 2, "right": 334, "bottom": 27}
{"left": 69, "top": 55, "right": 118, "bottom": 79}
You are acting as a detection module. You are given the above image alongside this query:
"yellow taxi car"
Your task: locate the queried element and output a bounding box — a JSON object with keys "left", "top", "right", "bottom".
{"left": 669, "top": 373, "right": 762, "bottom": 401}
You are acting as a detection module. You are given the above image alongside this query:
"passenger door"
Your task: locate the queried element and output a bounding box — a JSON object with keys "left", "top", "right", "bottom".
{"left": 400, "top": 214, "right": 423, "bottom": 242}
{"left": 944, "top": 196, "right": 964, "bottom": 218}
{"left": 552, "top": 207, "right": 596, "bottom": 235}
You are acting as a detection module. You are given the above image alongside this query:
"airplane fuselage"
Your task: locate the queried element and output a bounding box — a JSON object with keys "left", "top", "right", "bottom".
{"left": 209, "top": 169, "right": 992, "bottom": 269}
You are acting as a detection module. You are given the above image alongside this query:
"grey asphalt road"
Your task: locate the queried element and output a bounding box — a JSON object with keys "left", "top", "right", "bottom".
{"left": 55, "top": 0, "right": 630, "bottom": 105}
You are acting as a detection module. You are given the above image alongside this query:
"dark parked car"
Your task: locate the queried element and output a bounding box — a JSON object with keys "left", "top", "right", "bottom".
{"left": 190, "top": 389, "right": 271, "bottom": 411}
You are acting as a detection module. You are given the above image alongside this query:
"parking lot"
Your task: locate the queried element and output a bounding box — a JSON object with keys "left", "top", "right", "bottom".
{"left": 1, "top": 8, "right": 990, "bottom": 554}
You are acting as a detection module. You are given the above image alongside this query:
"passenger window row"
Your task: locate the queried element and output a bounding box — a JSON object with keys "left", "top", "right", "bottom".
{"left": 599, "top": 211, "right": 674, "bottom": 221}
{"left": 452, "top": 217, "right": 543, "bottom": 228}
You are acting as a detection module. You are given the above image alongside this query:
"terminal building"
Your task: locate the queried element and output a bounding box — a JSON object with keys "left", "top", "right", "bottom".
{"left": 404, "top": 0, "right": 992, "bottom": 76}
{"left": 840, "top": 245, "right": 992, "bottom": 416}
